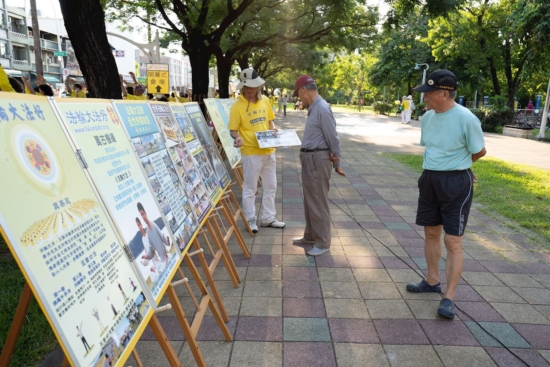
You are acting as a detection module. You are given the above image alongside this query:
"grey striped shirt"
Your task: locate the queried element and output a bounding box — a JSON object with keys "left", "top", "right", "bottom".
{"left": 301, "top": 96, "right": 341, "bottom": 168}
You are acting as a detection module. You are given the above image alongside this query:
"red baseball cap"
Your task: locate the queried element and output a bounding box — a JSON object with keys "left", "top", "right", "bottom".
{"left": 293, "top": 75, "right": 315, "bottom": 97}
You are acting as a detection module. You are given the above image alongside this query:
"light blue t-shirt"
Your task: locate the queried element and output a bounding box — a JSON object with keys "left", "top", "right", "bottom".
{"left": 420, "top": 104, "right": 485, "bottom": 171}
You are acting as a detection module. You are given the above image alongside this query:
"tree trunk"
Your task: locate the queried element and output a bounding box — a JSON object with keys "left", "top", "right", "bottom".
{"left": 187, "top": 48, "right": 213, "bottom": 114}
{"left": 30, "top": 0, "right": 43, "bottom": 76}
{"left": 58, "top": 0, "right": 122, "bottom": 99}
{"left": 214, "top": 48, "right": 233, "bottom": 98}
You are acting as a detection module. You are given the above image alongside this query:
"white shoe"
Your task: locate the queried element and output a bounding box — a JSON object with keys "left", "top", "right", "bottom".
{"left": 307, "top": 247, "right": 330, "bottom": 256}
{"left": 261, "top": 219, "right": 286, "bottom": 228}
{"left": 248, "top": 220, "right": 258, "bottom": 233}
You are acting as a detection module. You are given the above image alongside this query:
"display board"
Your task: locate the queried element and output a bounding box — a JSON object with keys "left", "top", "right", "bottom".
{"left": 169, "top": 102, "right": 229, "bottom": 198}
{"left": 0, "top": 93, "right": 151, "bottom": 367}
{"left": 217, "top": 99, "right": 236, "bottom": 126}
{"left": 53, "top": 99, "right": 182, "bottom": 304}
{"left": 204, "top": 98, "right": 241, "bottom": 168}
{"left": 255, "top": 129, "right": 301, "bottom": 148}
{"left": 146, "top": 102, "right": 214, "bottom": 220}
{"left": 111, "top": 101, "right": 202, "bottom": 249}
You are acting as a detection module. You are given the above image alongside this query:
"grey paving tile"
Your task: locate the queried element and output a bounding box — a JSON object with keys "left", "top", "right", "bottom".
{"left": 245, "top": 266, "right": 282, "bottom": 281}
{"left": 321, "top": 281, "right": 362, "bottom": 299}
{"left": 491, "top": 302, "right": 550, "bottom": 325}
{"left": 374, "top": 320, "right": 430, "bottom": 345}
{"left": 324, "top": 298, "right": 370, "bottom": 319}
{"left": 195, "top": 317, "right": 238, "bottom": 341}
{"left": 365, "top": 299, "right": 414, "bottom": 319}
{"left": 465, "top": 322, "right": 530, "bottom": 348}
{"left": 454, "top": 301, "right": 506, "bottom": 322}
{"left": 229, "top": 341, "right": 282, "bottom": 367}
{"left": 434, "top": 346, "right": 496, "bottom": 367}
{"left": 282, "top": 266, "right": 318, "bottom": 280}
{"left": 479, "top": 260, "right": 522, "bottom": 274}
{"left": 328, "top": 319, "right": 380, "bottom": 343}
{"left": 243, "top": 280, "right": 283, "bottom": 298}
{"left": 282, "top": 254, "right": 316, "bottom": 267}
{"left": 358, "top": 282, "right": 402, "bottom": 300}
{"left": 318, "top": 267, "right": 356, "bottom": 282}
{"left": 283, "top": 317, "right": 331, "bottom": 342}
{"left": 406, "top": 299, "right": 449, "bottom": 320}
{"left": 314, "top": 254, "right": 350, "bottom": 267}
{"left": 239, "top": 297, "right": 282, "bottom": 317}
{"left": 485, "top": 347, "right": 550, "bottom": 367}
{"left": 512, "top": 287, "right": 550, "bottom": 305}
{"left": 283, "top": 280, "right": 322, "bottom": 298}
{"left": 346, "top": 256, "right": 384, "bottom": 268}
{"left": 352, "top": 268, "right": 392, "bottom": 282}
{"left": 283, "top": 342, "right": 336, "bottom": 367}
{"left": 386, "top": 268, "right": 421, "bottom": 283}
{"left": 383, "top": 344, "right": 442, "bottom": 367}
{"left": 283, "top": 298, "right": 326, "bottom": 318}
{"left": 462, "top": 271, "right": 505, "bottom": 286}
{"left": 179, "top": 340, "right": 233, "bottom": 367}
{"left": 472, "top": 285, "right": 526, "bottom": 303}
{"left": 494, "top": 273, "right": 545, "bottom": 288}
{"left": 234, "top": 316, "right": 282, "bottom": 341}
{"left": 343, "top": 245, "right": 378, "bottom": 257}
{"left": 251, "top": 244, "right": 283, "bottom": 255}
{"left": 334, "top": 343, "right": 389, "bottom": 367}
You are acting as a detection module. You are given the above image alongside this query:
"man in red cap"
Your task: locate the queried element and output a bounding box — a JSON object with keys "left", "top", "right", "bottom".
{"left": 406, "top": 69, "right": 486, "bottom": 319}
{"left": 292, "top": 75, "right": 345, "bottom": 256}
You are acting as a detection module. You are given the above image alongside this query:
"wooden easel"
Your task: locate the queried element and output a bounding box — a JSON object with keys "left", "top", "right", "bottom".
{"left": 0, "top": 284, "right": 184, "bottom": 367}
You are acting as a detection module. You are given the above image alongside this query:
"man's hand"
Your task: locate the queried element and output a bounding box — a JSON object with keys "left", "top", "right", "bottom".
{"left": 233, "top": 136, "right": 243, "bottom": 148}
{"left": 335, "top": 167, "right": 346, "bottom": 177}
{"left": 329, "top": 152, "right": 340, "bottom": 164}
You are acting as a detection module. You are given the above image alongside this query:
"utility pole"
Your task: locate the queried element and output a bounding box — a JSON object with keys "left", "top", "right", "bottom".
{"left": 30, "top": 0, "right": 43, "bottom": 75}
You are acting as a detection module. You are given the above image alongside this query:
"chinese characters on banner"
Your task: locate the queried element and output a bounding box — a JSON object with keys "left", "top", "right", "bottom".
{"left": 173, "top": 103, "right": 231, "bottom": 191}
{"left": 112, "top": 101, "right": 200, "bottom": 254}
{"left": 53, "top": 99, "right": 182, "bottom": 303}
{"left": 0, "top": 93, "right": 151, "bottom": 367}
{"left": 204, "top": 98, "right": 241, "bottom": 168}
{"left": 147, "top": 102, "right": 214, "bottom": 221}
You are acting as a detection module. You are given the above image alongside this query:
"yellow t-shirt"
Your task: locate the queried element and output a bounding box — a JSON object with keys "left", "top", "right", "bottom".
{"left": 228, "top": 95, "right": 275, "bottom": 156}
{"left": 71, "top": 90, "right": 87, "bottom": 98}
{"left": 125, "top": 94, "right": 147, "bottom": 100}
{"left": 0, "top": 65, "right": 16, "bottom": 93}
{"left": 403, "top": 99, "right": 410, "bottom": 110}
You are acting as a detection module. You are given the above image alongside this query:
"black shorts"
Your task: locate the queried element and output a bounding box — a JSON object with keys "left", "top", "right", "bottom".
{"left": 415, "top": 169, "right": 474, "bottom": 236}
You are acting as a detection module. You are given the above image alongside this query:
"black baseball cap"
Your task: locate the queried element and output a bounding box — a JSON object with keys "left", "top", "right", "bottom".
{"left": 413, "top": 69, "right": 457, "bottom": 93}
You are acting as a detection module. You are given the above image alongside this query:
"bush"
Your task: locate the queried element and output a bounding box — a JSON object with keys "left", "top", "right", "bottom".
{"left": 373, "top": 101, "right": 394, "bottom": 115}
{"left": 412, "top": 102, "right": 426, "bottom": 119}
{"left": 482, "top": 107, "right": 514, "bottom": 132}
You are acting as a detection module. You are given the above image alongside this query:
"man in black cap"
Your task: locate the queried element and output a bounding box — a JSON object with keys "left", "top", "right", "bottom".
{"left": 292, "top": 75, "right": 345, "bottom": 256}
{"left": 406, "top": 70, "right": 486, "bottom": 319}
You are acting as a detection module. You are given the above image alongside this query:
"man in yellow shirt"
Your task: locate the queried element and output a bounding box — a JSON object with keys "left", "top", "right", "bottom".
{"left": 120, "top": 74, "right": 147, "bottom": 100}
{"left": 229, "top": 68, "right": 285, "bottom": 233}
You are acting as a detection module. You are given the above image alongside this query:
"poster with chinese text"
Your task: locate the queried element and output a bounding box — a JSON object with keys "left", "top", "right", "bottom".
{"left": 53, "top": 99, "right": 182, "bottom": 304}
{"left": 204, "top": 98, "right": 241, "bottom": 168}
{"left": 148, "top": 102, "right": 214, "bottom": 220}
{"left": 112, "top": 101, "right": 200, "bottom": 254}
{"left": 167, "top": 103, "right": 225, "bottom": 202}
{"left": 0, "top": 93, "right": 151, "bottom": 367}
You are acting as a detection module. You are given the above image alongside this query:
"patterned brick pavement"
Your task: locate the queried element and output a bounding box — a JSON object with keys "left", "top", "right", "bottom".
{"left": 124, "top": 109, "right": 550, "bottom": 366}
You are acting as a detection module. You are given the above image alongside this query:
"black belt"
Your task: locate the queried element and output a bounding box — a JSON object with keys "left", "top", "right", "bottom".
{"left": 300, "top": 148, "right": 329, "bottom": 153}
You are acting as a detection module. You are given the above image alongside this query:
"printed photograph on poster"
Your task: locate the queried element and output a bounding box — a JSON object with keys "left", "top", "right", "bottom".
{"left": 255, "top": 129, "right": 302, "bottom": 148}
{"left": 203, "top": 99, "right": 241, "bottom": 168}
{"left": 132, "top": 133, "right": 164, "bottom": 158}
{"left": 0, "top": 95, "right": 154, "bottom": 366}
{"left": 174, "top": 103, "right": 230, "bottom": 189}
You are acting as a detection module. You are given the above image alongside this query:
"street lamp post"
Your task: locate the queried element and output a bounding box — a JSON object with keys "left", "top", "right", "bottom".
{"left": 414, "top": 63, "right": 429, "bottom": 103}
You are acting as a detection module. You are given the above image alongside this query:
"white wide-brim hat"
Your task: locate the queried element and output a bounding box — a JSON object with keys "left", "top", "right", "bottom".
{"left": 236, "top": 68, "right": 266, "bottom": 90}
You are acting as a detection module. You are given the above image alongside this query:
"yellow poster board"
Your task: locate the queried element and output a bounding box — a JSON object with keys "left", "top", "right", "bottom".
{"left": 0, "top": 93, "right": 152, "bottom": 367}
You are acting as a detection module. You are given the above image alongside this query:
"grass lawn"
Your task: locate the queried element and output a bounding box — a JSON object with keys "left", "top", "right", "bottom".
{"left": 382, "top": 153, "right": 550, "bottom": 246}
{"left": 331, "top": 104, "right": 374, "bottom": 113}
{"left": 0, "top": 235, "right": 57, "bottom": 366}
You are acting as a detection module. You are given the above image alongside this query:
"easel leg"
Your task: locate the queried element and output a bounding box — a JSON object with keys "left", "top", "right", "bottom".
{"left": 228, "top": 187, "right": 254, "bottom": 237}
{"left": 0, "top": 283, "right": 33, "bottom": 367}
{"left": 205, "top": 217, "right": 241, "bottom": 284}
{"left": 220, "top": 196, "right": 250, "bottom": 258}
{"left": 183, "top": 255, "right": 232, "bottom": 342}
{"left": 149, "top": 314, "right": 183, "bottom": 367}
{"left": 191, "top": 238, "right": 230, "bottom": 322}
{"left": 131, "top": 349, "right": 144, "bottom": 367}
{"left": 165, "top": 284, "right": 207, "bottom": 367}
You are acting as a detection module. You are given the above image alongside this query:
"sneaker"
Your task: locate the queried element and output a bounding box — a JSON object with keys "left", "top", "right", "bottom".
{"left": 261, "top": 219, "right": 286, "bottom": 228}
{"left": 307, "top": 247, "right": 330, "bottom": 256}
{"left": 293, "top": 237, "right": 316, "bottom": 245}
{"left": 248, "top": 220, "right": 258, "bottom": 233}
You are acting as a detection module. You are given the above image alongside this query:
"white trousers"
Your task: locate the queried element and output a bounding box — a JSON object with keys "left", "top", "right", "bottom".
{"left": 402, "top": 109, "right": 412, "bottom": 123}
{"left": 241, "top": 153, "right": 277, "bottom": 222}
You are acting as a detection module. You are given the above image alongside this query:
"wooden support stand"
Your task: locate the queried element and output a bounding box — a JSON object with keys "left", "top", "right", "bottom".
{"left": 166, "top": 255, "right": 232, "bottom": 367}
